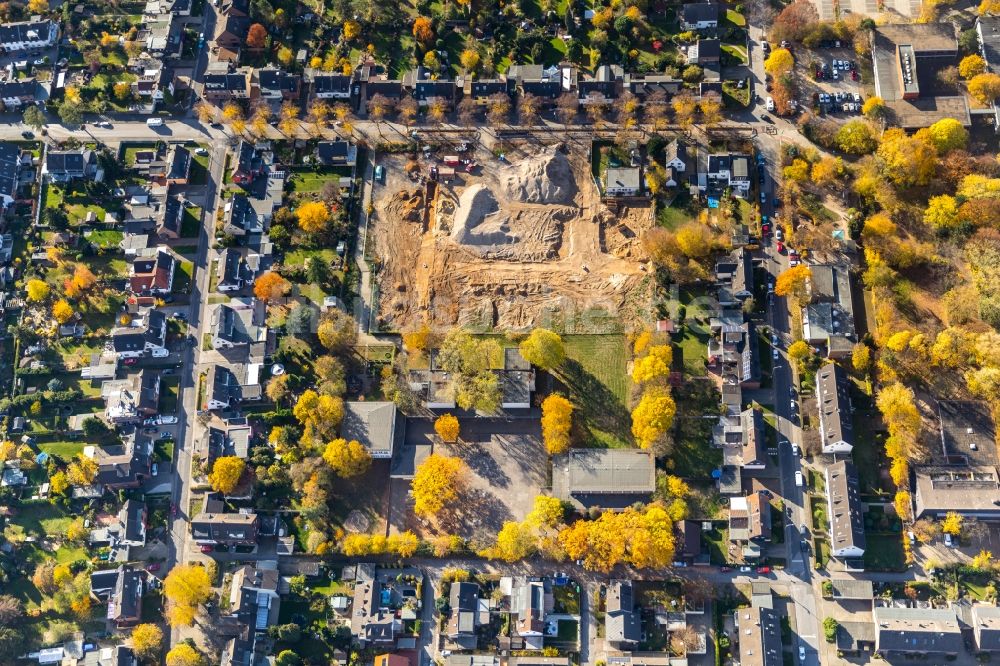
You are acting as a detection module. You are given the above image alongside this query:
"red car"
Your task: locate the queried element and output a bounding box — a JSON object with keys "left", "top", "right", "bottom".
{"left": 761, "top": 222, "right": 772, "bottom": 235}
{"left": 146, "top": 562, "right": 161, "bottom": 572}
{"left": 123, "top": 358, "right": 138, "bottom": 365}
{"left": 776, "top": 241, "right": 785, "bottom": 253}
{"left": 200, "top": 545, "right": 214, "bottom": 553}
{"left": 756, "top": 566, "right": 771, "bottom": 574}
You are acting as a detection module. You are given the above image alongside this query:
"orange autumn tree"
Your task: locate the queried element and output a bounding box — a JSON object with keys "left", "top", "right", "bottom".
{"left": 253, "top": 271, "right": 291, "bottom": 302}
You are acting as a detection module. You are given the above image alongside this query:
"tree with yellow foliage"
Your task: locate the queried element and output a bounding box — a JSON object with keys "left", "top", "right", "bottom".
{"left": 960, "top": 54, "right": 987, "bottom": 79}
{"left": 460, "top": 48, "right": 480, "bottom": 72}
{"left": 558, "top": 506, "right": 675, "bottom": 571}
{"left": 277, "top": 46, "right": 293, "bottom": 67}
{"left": 52, "top": 299, "right": 73, "bottom": 324}
{"left": 434, "top": 414, "right": 460, "bottom": 442}
{"left": 294, "top": 390, "right": 344, "bottom": 442}
{"left": 519, "top": 328, "right": 565, "bottom": 369}
{"left": 526, "top": 495, "right": 566, "bottom": 529}
{"left": 278, "top": 101, "right": 298, "bottom": 136}
{"left": 208, "top": 456, "right": 245, "bottom": 495}
{"left": 221, "top": 102, "right": 243, "bottom": 123}
{"left": 165, "top": 644, "right": 204, "bottom": 666}
{"left": 411, "top": 454, "right": 466, "bottom": 517}
{"left": 969, "top": 72, "right": 1000, "bottom": 104}
{"left": 631, "top": 387, "right": 676, "bottom": 449}
{"left": 296, "top": 201, "right": 330, "bottom": 234}
{"left": 972, "top": 549, "right": 994, "bottom": 570}
{"left": 49, "top": 470, "right": 69, "bottom": 495}
{"left": 894, "top": 490, "right": 912, "bottom": 522}
{"left": 631, "top": 345, "right": 673, "bottom": 383}
{"left": 674, "top": 223, "right": 713, "bottom": 258}
{"left": 672, "top": 93, "right": 697, "bottom": 127}
{"left": 322, "top": 438, "right": 372, "bottom": 477}
{"left": 764, "top": 48, "right": 794, "bottom": 76}
{"left": 27, "top": 0, "right": 48, "bottom": 13}
{"left": 164, "top": 564, "right": 212, "bottom": 627}
{"left": 387, "top": 531, "right": 420, "bottom": 557}
{"left": 541, "top": 394, "right": 573, "bottom": 455}
{"left": 66, "top": 454, "right": 98, "bottom": 486}
{"left": 489, "top": 521, "right": 536, "bottom": 561}
{"left": 942, "top": 511, "right": 963, "bottom": 536}
{"left": 774, "top": 265, "right": 812, "bottom": 302}
{"left": 132, "top": 624, "right": 163, "bottom": 660}
{"left": 66, "top": 517, "right": 88, "bottom": 542}
{"left": 343, "top": 19, "right": 361, "bottom": 41}
{"left": 26, "top": 279, "right": 49, "bottom": 302}
{"left": 402, "top": 323, "right": 433, "bottom": 353}
{"left": 412, "top": 16, "right": 434, "bottom": 44}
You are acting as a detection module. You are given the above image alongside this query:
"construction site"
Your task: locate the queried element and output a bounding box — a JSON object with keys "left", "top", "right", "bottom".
{"left": 371, "top": 142, "right": 655, "bottom": 332}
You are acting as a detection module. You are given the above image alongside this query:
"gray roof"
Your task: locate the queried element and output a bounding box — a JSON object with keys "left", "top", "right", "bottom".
{"left": 605, "top": 167, "right": 641, "bottom": 191}
{"left": 109, "top": 566, "right": 143, "bottom": 623}
{"left": 567, "top": 449, "right": 655, "bottom": 495}
{"left": 605, "top": 580, "right": 640, "bottom": 645}
{"left": 120, "top": 499, "right": 145, "bottom": 543}
{"left": 0, "top": 142, "right": 19, "bottom": 200}
{"left": 736, "top": 606, "right": 782, "bottom": 666}
{"left": 341, "top": 401, "right": 397, "bottom": 456}
{"left": 731, "top": 247, "right": 753, "bottom": 297}
{"left": 682, "top": 2, "right": 719, "bottom": 23}
{"left": 741, "top": 407, "right": 766, "bottom": 466}
{"left": 979, "top": 17, "right": 1000, "bottom": 73}
{"left": 939, "top": 400, "right": 997, "bottom": 465}
{"left": 973, "top": 604, "right": 1000, "bottom": 652}
{"left": 816, "top": 363, "right": 854, "bottom": 448}
{"left": 829, "top": 579, "right": 873, "bottom": 600}
{"left": 914, "top": 465, "right": 1000, "bottom": 518}
{"left": 826, "top": 460, "right": 866, "bottom": 555}
{"left": 874, "top": 607, "right": 962, "bottom": 654}
{"left": 836, "top": 620, "right": 876, "bottom": 652}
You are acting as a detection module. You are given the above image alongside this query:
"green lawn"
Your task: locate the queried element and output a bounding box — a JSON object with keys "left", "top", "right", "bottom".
{"left": 9, "top": 502, "right": 74, "bottom": 539}
{"left": 37, "top": 440, "right": 85, "bottom": 460}
{"left": 44, "top": 184, "right": 109, "bottom": 225}
{"left": 175, "top": 260, "right": 194, "bottom": 293}
{"left": 181, "top": 206, "right": 202, "bottom": 238}
{"left": 159, "top": 377, "right": 179, "bottom": 414}
{"left": 284, "top": 248, "right": 341, "bottom": 270}
{"left": 287, "top": 168, "right": 352, "bottom": 194}
{"left": 87, "top": 229, "right": 123, "bottom": 249}
{"left": 188, "top": 145, "right": 209, "bottom": 185}
{"left": 864, "top": 534, "right": 905, "bottom": 571}
{"left": 810, "top": 495, "right": 829, "bottom": 532}
{"left": 553, "top": 335, "right": 630, "bottom": 448}
{"left": 814, "top": 537, "right": 830, "bottom": 568}
{"left": 722, "top": 44, "right": 748, "bottom": 63}
{"left": 674, "top": 327, "right": 708, "bottom": 376}
{"left": 724, "top": 8, "right": 746, "bottom": 26}
{"left": 123, "top": 143, "right": 157, "bottom": 167}
{"left": 704, "top": 524, "right": 729, "bottom": 565}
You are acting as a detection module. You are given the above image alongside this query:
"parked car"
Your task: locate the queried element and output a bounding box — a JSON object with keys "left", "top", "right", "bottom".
{"left": 776, "top": 240, "right": 784, "bottom": 253}
{"left": 772, "top": 348, "right": 779, "bottom": 359}
{"left": 799, "top": 646, "right": 806, "bottom": 662}
{"left": 21, "top": 130, "right": 33, "bottom": 139}
{"left": 945, "top": 533, "right": 954, "bottom": 547}
{"left": 756, "top": 566, "right": 771, "bottom": 574}
{"left": 146, "top": 562, "right": 161, "bottom": 572}
{"left": 195, "top": 147, "right": 209, "bottom": 156}
{"left": 765, "top": 97, "right": 775, "bottom": 111}
{"left": 200, "top": 545, "right": 214, "bottom": 553}
{"left": 792, "top": 443, "right": 800, "bottom": 456}
{"left": 795, "top": 471, "right": 804, "bottom": 487}
{"left": 739, "top": 565, "right": 752, "bottom": 573}
{"left": 159, "top": 415, "right": 178, "bottom": 425}
{"left": 151, "top": 463, "right": 158, "bottom": 476}
{"left": 160, "top": 431, "right": 171, "bottom": 439}
{"left": 123, "top": 358, "right": 138, "bottom": 365}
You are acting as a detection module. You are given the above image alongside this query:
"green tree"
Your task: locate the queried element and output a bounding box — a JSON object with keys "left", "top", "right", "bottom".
{"left": 22, "top": 105, "right": 44, "bottom": 129}
{"left": 58, "top": 102, "right": 82, "bottom": 129}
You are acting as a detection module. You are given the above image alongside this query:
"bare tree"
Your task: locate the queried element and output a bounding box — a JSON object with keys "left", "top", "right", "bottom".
{"left": 398, "top": 96, "right": 419, "bottom": 128}
{"left": 556, "top": 92, "right": 578, "bottom": 125}
{"left": 368, "top": 93, "right": 395, "bottom": 138}
{"left": 486, "top": 92, "right": 511, "bottom": 126}
{"left": 645, "top": 89, "right": 669, "bottom": 131}
{"left": 457, "top": 97, "right": 479, "bottom": 127}
{"left": 584, "top": 94, "right": 608, "bottom": 126}
{"left": 518, "top": 93, "right": 542, "bottom": 126}
{"left": 670, "top": 626, "right": 702, "bottom": 656}
{"left": 427, "top": 97, "right": 449, "bottom": 125}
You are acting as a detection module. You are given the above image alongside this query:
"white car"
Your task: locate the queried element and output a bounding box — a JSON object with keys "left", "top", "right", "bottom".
{"left": 195, "top": 147, "right": 209, "bottom": 156}
{"left": 151, "top": 462, "right": 159, "bottom": 476}
{"left": 799, "top": 646, "right": 806, "bottom": 662}
{"left": 772, "top": 348, "right": 779, "bottom": 359}
{"left": 795, "top": 471, "right": 804, "bottom": 487}
{"left": 159, "top": 415, "right": 178, "bottom": 425}
{"left": 945, "top": 533, "right": 954, "bottom": 547}
{"left": 792, "top": 443, "right": 800, "bottom": 456}
{"left": 766, "top": 97, "right": 775, "bottom": 111}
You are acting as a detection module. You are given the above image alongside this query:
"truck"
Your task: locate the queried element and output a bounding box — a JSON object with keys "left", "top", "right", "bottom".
{"left": 146, "top": 117, "right": 164, "bottom": 127}
{"left": 443, "top": 155, "right": 460, "bottom": 167}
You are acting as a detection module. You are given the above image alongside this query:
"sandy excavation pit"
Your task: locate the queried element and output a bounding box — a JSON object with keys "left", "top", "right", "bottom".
{"left": 372, "top": 144, "right": 655, "bottom": 332}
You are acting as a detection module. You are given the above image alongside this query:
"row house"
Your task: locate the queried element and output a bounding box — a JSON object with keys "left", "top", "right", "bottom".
{"left": 0, "top": 80, "right": 42, "bottom": 108}
{"left": 0, "top": 20, "right": 58, "bottom": 52}
{"left": 202, "top": 68, "right": 252, "bottom": 103}
{"left": 257, "top": 68, "right": 301, "bottom": 101}
{"left": 110, "top": 309, "right": 168, "bottom": 359}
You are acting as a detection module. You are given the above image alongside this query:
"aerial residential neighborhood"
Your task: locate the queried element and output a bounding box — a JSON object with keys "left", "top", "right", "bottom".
{"left": 0, "top": 0, "right": 999, "bottom": 664}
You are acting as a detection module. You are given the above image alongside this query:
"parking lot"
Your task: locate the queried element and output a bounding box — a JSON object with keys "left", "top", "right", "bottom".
{"left": 795, "top": 46, "right": 868, "bottom": 117}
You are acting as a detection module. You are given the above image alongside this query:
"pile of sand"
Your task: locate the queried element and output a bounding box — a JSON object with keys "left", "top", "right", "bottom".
{"left": 450, "top": 184, "right": 518, "bottom": 248}
{"left": 500, "top": 148, "right": 576, "bottom": 204}
{"left": 384, "top": 188, "right": 424, "bottom": 223}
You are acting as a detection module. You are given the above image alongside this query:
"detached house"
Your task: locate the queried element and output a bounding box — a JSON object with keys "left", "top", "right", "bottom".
{"left": 129, "top": 248, "right": 175, "bottom": 295}
{"left": 104, "top": 566, "right": 144, "bottom": 628}
{"left": 217, "top": 248, "right": 251, "bottom": 292}
{"left": 512, "top": 580, "right": 550, "bottom": 650}
{"left": 446, "top": 581, "right": 481, "bottom": 647}
{"left": 231, "top": 141, "right": 265, "bottom": 186}
{"left": 211, "top": 300, "right": 267, "bottom": 350}
{"left": 111, "top": 309, "right": 168, "bottom": 359}
{"left": 316, "top": 141, "right": 358, "bottom": 167}
{"left": 223, "top": 193, "right": 268, "bottom": 236}
{"left": 44, "top": 149, "right": 98, "bottom": 182}
{"left": 205, "top": 364, "right": 243, "bottom": 410}
{"left": 118, "top": 499, "right": 147, "bottom": 548}
{"left": 191, "top": 493, "right": 259, "bottom": 546}
{"left": 704, "top": 153, "right": 751, "bottom": 197}
{"left": 605, "top": 580, "right": 640, "bottom": 650}
{"left": 729, "top": 491, "right": 771, "bottom": 559}
{"left": 681, "top": 3, "right": 720, "bottom": 30}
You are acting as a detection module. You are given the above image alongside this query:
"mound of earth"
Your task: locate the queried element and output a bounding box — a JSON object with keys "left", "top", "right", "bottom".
{"left": 450, "top": 184, "right": 518, "bottom": 248}
{"left": 500, "top": 148, "right": 576, "bottom": 204}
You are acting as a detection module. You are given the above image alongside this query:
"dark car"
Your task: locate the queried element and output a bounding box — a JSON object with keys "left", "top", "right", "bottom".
{"left": 21, "top": 130, "right": 33, "bottom": 139}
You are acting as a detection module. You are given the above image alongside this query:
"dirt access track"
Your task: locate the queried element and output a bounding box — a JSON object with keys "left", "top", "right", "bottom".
{"left": 372, "top": 143, "right": 655, "bottom": 332}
